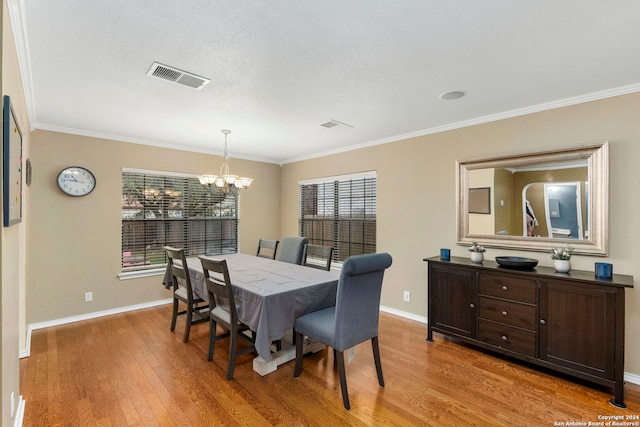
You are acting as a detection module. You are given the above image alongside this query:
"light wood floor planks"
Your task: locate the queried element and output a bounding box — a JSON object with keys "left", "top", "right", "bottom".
{"left": 20, "top": 305, "right": 640, "bottom": 426}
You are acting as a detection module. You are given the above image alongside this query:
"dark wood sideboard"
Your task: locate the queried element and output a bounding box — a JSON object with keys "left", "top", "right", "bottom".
{"left": 424, "top": 255, "right": 634, "bottom": 408}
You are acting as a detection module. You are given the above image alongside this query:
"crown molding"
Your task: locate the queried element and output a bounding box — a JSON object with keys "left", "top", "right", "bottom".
{"left": 7, "top": 0, "right": 38, "bottom": 126}
{"left": 281, "top": 83, "right": 640, "bottom": 164}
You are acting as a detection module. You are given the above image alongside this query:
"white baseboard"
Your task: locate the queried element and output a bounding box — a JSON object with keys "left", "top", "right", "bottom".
{"left": 380, "top": 304, "right": 427, "bottom": 324}
{"left": 14, "top": 395, "right": 24, "bottom": 427}
{"left": 625, "top": 372, "right": 640, "bottom": 386}
{"left": 20, "top": 298, "right": 172, "bottom": 358}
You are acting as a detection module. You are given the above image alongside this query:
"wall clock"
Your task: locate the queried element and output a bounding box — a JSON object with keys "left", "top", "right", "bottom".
{"left": 57, "top": 166, "right": 96, "bottom": 196}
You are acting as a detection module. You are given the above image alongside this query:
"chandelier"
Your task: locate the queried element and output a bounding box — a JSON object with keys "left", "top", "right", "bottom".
{"left": 198, "top": 130, "right": 253, "bottom": 195}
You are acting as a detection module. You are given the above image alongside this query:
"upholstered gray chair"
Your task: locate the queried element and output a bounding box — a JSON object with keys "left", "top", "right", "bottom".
{"left": 293, "top": 252, "right": 393, "bottom": 409}
{"left": 256, "top": 239, "right": 279, "bottom": 260}
{"left": 164, "top": 246, "right": 209, "bottom": 343}
{"left": 199, "top": 256, "right": 256, "bottom": 380}
{"left": 302, "top": 244, "right": 334, "bottom": 271}
{"left": 278, "top": 236, "right": 309, "bottom": 265}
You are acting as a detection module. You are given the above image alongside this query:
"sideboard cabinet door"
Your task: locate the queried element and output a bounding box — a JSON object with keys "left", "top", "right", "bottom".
{"left": 539, "top": 280, "right": 616, "bottom": 380}
{"left": 429, "top": 264, "right": 477, "bottom": 339}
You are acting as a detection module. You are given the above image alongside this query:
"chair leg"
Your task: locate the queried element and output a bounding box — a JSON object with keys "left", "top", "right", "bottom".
{"left": 371, "top": 336, "right": 385, "bottom": 387}
{"left": 293, "top": 331, "right": 305, "bottom": 377}
{"left": 183, "top": 304, "right": 193, "bottom": 343}
{"left": 207, "top": 319, "right": 216, "bottom": 361}
{"left": 170, "top": 298, "right": 178, "bottom": 331}
{"left": 335, "top": 350, "right": 350, "bottom": 410}
{"left": 227, "top": 328, "right": 237, "bottom": 380}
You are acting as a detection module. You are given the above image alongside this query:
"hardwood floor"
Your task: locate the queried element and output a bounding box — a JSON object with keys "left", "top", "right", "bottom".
{"left": 20, "top": 305, "right": 640, "bottom": 426}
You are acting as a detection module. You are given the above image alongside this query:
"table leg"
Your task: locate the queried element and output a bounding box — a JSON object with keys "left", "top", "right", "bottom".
{"left": 252, "top": 334, "right": 324, "bottom": 376}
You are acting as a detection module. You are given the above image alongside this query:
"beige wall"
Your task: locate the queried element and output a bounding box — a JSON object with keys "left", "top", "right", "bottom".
{"left": 27, "top": 131, "right": 281, "bottom": 323}
{"left": 281, "top": 92, "right": 640, "bottom": 376}
{"left": 2, "top": 0, "right": 28, "bottom": 423}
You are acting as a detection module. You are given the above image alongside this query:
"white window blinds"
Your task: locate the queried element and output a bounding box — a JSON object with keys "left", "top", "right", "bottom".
{"left": 299, "top": 172, "right": 377, "bottom": 262}
{"left": 121, "top": 170, "right": 238, "bottom": 272}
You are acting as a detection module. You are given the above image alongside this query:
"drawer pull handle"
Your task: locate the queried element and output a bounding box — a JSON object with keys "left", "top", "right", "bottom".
{"left": 502, "top": 285, "right": 508, "bottom": 291}
{"left": 502, "top": 310, "right": 508, "bottom": 316}
{"left": 469, "top": 303, "right": 475, "bottom": 308}
{"left": 501, "top": 335, "right": 508, "bottom": 341}
{"left": 540, "top": 319, "right": 546, "bottom": 325}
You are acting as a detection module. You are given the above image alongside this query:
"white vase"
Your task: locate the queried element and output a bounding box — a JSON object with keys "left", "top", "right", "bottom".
{"left": 470, "top": 252, "right": 484, "bottom": 263}
{"left": 554, "top": 259, "right": 571, "bottom": 273}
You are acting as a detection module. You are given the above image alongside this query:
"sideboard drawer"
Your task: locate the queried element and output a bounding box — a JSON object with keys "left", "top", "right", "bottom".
{"left": 478, "top": 274, "right": 536, "bottom": 304}
{"left": 478, "top": 319, "right": 536, "bottom": 357}
{"left": 478, "top": 296, "right": 537, "bottom": 330}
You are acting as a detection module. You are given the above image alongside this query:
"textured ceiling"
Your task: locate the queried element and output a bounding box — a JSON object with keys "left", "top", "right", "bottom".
{"left": 10, "top": 0, "right": 640, "bottom": 164}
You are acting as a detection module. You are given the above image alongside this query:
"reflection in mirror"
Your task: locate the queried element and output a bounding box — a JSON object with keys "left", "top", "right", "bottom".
{"left": 458, "top": 143, "right": 608, "bottom": 255}
{"left": 524, "top": 181, "right": 586, "bottom": 239}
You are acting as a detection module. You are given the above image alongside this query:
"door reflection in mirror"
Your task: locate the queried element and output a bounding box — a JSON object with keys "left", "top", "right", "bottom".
{"left": 523, "top": 182, "right": 586, "bottom": 239}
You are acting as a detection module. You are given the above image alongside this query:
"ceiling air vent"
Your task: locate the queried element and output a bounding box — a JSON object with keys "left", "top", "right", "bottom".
{"left": 320, "top": 121, "right": 339, "bottom": 128}
{"left": 146, "top": 62, "right": 210, "bottom": 90}
{"left": 320, "top": 119, "right": 354, "bottom": 129}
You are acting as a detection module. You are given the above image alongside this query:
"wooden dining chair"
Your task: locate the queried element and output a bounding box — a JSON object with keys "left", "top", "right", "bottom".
{"left": 294, "top": 252, "right": 393, "bottom": 409}
{"left": 302, "top": 244, "right": 334, "bottom": 271}
{"left": 164, "top": 246, "right": 209, "bottom": 343}
{"left": 199, "top": 257, "right": 256, "bottom": 380}
{"left": 256, "top": 239, "right": 279, "bottom": 260}
{"left": 278, "top": 236, "right": 308, "bottom": 265}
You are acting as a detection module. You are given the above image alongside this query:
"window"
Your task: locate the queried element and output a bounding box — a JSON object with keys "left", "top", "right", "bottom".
{"left": 121, "top": 169, "right": 238, "bottom": 272}
{"left": 299, "top": 172, "right": 377, "bottom": 263}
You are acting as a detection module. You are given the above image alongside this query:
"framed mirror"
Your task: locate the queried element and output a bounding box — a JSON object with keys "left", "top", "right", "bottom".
{"left": 457, "top": 142, "right": 608, "bottom": 255}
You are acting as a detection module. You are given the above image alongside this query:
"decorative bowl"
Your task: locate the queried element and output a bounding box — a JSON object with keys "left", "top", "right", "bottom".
{"left": 495, "top": 256, "right": 538, "bottom": 270}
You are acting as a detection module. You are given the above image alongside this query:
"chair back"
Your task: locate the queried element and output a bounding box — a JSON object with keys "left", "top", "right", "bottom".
{"left": 278, "top": 236, "right": 309, "bottom": 265}
{"left": 333, "top": 253, "right": 393, "bottom": 350}
{"left": 256, "top": 239, "right": 279, "bottom": 260}
{"left": 199, "top": 257, "right": 238, "bottom": 326}
{"left": 164, "top": 246, "right": 194, "bottom": 295}
{"left": 302, "top": 244, "right": 334, "bottom": 271}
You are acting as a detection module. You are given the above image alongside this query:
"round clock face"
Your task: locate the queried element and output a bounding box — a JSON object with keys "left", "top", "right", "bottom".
{"left": 57, "top": 166, "right": 96, "bottom": 197}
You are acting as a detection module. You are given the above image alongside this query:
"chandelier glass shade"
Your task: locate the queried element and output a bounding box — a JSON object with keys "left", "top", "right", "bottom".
{"left": 198, "top": 130, "right": 253, "bottom": 195}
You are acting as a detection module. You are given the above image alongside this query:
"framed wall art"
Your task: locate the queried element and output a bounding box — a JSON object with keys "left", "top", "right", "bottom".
{"left": 468, "top": 187, "right": 491, "bottom": 214}
{"left": 3, "top": 95, "right": 23, "bottom": 227}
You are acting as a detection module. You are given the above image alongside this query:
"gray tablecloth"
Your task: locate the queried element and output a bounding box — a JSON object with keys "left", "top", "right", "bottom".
{"left": 163, "top": 253, "right": 339, "bottom": 361}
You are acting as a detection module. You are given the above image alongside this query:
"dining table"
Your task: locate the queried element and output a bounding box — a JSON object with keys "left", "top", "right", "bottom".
{"left": 163, "top": 252, "right": 340, "bottom": 375}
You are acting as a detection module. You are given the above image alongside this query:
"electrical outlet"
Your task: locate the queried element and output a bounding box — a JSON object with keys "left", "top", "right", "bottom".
{"left": 403, "top": 291, "right": 411, "bottom": 302}
{"left": 85, "top": 292, "right": 93, "bottom": 302}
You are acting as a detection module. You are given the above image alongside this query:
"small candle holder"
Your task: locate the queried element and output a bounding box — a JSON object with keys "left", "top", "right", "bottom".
{"left": 595, "top": 262, "right": 613, "bottom": 279}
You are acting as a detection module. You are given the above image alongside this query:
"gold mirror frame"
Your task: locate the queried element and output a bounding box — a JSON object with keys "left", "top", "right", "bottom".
{"left": 457, "top": 142, "right": 609, "bottom": 256}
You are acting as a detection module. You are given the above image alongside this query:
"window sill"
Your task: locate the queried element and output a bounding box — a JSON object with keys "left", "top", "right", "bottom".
{"left": 118, "top": 268, "right": 165, "bottom": 281}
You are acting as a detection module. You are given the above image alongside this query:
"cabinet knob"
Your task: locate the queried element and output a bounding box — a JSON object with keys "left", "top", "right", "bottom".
{"left": 469, "top": 303, "right": 475, "bottom": 308}
{"left": 501, "top": 335, "right": 508, "bottom": 341}
{"left": 540, "top": 319, "right": 546, "bottom": 325}
{"left": 502, "top": 285, "right": 508, "bottom": 291}
{"left": 502, "top": 310, "right": 508, "bottom": 316}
